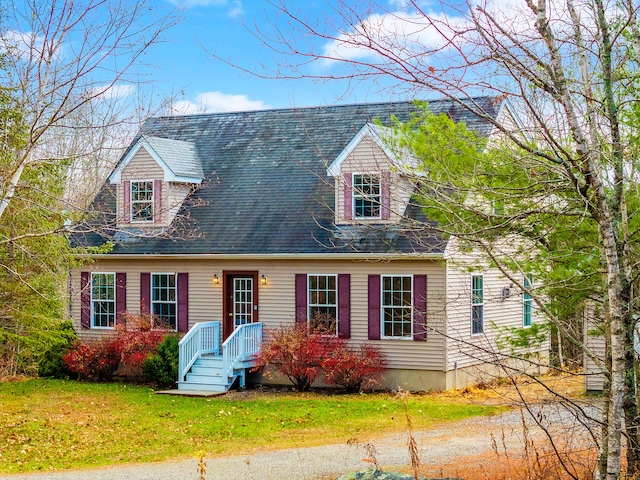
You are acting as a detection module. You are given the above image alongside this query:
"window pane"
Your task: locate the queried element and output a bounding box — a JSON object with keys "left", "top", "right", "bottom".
{"left": 308, "top": 275, "right": 338, "bottom": 334}
{"left": 91, "top": 273, "right": 115, "bottom": 328}
{"left": 353, "top": 174, "right": 381, "bottom": 218}
{"left": 381, "top": 275, "right": 412, "bottom": 338}
{"left": 151, "top": 273, "right": 177, "bottom": 330}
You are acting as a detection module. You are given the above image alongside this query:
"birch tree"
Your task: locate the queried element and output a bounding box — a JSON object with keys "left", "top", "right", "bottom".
{"left": 252, "top": 1, "right": 640, "bottom": 478}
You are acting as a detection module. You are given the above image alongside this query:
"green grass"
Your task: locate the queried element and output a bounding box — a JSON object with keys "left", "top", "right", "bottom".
{"left": 0, "top": 379, "right": 503, "bottom": 474}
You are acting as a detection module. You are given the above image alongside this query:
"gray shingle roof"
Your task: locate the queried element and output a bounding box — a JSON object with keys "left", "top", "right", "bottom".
{"left": 76, "top": 96, "right": 501, "bottom": 256}
{"left": 143, "top": 136, "right": 204, "bottom": 180}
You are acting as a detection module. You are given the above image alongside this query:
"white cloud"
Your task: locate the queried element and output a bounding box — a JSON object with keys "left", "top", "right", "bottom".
{"left": 228, "top": 0, "right": 244, "bottom": 18}
{"left": 91, "top": 84, "right": 135, "bottom": 100}
{"left": 320, "top": 10, "right": 459, "bottom": 67}
{"left": 0, "top": 30, "right": 49, "bottom": 59}
{"left": 170, "top": 91, "right": 271, "bottom": 114}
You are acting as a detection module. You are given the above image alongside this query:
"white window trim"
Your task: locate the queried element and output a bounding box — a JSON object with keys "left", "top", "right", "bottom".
{"left": 471, "top": 274, "right": 484, "bottom": 336}
{"left": 151, "top": 272, "right": 177, "bottom": 331}
{"left": 130, "top": 179, "right": 155, "bottom": 223}
{"left": 307, "top": 273, "right": 339, "bottom": 335}
{"left": 380, "top": 274, "right": 414, "bottom": 340}
{"left": 523, "top": 274, "right": 534, "bottom": 328}
{"left": 352, "top": 172, "right": 382, "bottom": 220}
{"left": 91, "top": 272, "right": 116, "bottom": 330}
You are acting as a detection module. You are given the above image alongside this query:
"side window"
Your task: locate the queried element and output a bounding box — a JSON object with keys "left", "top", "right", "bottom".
{"left": 91, "top": 273, "right": 115, "bottom": 328}
{"left": 353, "top": 173, "right": 381, "bottom": 218}
{"left": 381, "top": 275, "right": 412, "bottom": 338}
{"left": 131, "top": 180, "right": 154, "bottom": 222}
{"left": 471, "top": 274, "right": 484, "bottom": 335}
{"left": 151, "top": 273, "right": 177, "bottom": 330}
{"left": 308, "top": 274, "right": 337, "bottom": 334}
{"left": 523, "top": 274, "right": 533, "bottom": 327}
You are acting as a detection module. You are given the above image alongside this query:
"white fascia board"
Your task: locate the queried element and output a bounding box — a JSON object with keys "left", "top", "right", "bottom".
{"left": 492, "top": 99, "right": 531, "bottom": 143}
{"left": 77, "top": 252, "right": 444, "bottom": 261}
{"left": 109, "top": 139, "right": 202, "bottom": 184}
{"left": 327, "top": 123, "right": 420, "bottom": 177}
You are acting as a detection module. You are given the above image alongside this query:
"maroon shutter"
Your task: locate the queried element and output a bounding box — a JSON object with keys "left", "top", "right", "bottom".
{"left": 116, "top": 272, "right": 127, "bottom": 324}
{"left": 154, "top": 179, "right": 162, "bottom": 224}
{"left": 344, "top": 173, "right": 352, "bottom": 220}
{"left": 413, "top": 274, "right": 427, "bottom": 341}
{"left": 368, "top": 275, "right": 381, "bottom": 340}
{"left": 295, "top": 274, "right": 307, "bottom": 326}
{"left": 140, "top": 272, "right": 150, "bottom": 314}
{"left": 123, "top": 180, "right": 130, "bottom": 222}
{"left": 381, "top": 171, "right": 391, "bottom": 220}
{"left": 177, "top": 273, "right": 189, "bottom": 333}
{"left": 337, "top": 274, "right": 351, "bottom": 339}
{"left": 80, "top": 272, "right": 90, "bottom": 329}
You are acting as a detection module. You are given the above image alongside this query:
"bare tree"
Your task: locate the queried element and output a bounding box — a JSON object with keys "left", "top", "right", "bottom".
{"left": 231, "top": 1, "right": 640, "bottom": 478}
{"left": 0, "top": 0, "right": 177, "bottom": 374}
{"left": 0, "top": 0, "right": 176, "bottom": 225}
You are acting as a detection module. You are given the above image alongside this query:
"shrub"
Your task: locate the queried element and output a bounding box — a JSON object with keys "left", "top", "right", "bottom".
{"left": 63, "top": 338, "right": 121, "bottom": 381}
{"left": 117, "top": 311, "right": 168, "bottom": 378}
{"left": 38, "top": 321, "right": 77, "bottom": 379}
{"left": 143, "top": 335, "right": 180, "bottom": 388}
{"left": 254, "top": 323, "right": 338, "bottom": 392}
{"left": 62, "top": 311, "right": 171, "bottom": 381}
{"left": 323, "top": 342, "right": 387, "bottom": 393}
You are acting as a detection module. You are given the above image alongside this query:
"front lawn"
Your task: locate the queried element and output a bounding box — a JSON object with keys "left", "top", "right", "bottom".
{"left": 0, "top": 379, "right": 502, "bottom": 474}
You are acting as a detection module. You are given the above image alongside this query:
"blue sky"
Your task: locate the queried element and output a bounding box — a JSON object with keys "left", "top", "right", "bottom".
{"left": 142, "top": 0, "right": 416, "bottom": 113}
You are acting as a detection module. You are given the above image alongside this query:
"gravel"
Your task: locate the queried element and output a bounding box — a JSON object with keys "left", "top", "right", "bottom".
{"left": 0, "top": 402, "right": 600, "bottom": 480}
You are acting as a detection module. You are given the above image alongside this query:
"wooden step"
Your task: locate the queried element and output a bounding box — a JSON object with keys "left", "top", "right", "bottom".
{"left": 178, "top": 381, "right": 229, "bottom": 393}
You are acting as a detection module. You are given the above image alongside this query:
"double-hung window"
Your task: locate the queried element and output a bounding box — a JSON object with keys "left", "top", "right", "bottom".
{"left": 523, "top": 274, "right": 533, "bottom": 327}
{"left": 308, "top": 274, "right": 337, "bottom": 334}
{"left": 471, "top": 274, "right": 484, "bottom": 335}
{"left": 353, "top": 174, "right": 381, "bottom": 218}
{"left": 151, "top": 273, "right": 177, "bottom": 330}
{"left": 382, "top": 275, "right": 412, "bottom": 338}
{"left": 131, "top": 180, "right": 154, "bottom": 222}
{"left": 91, "top": 273, "right": 115, "bottom": 328}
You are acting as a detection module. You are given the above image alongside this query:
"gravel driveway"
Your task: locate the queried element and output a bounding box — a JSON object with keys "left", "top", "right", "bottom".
{"left": 0, "top": 402, "right": 600, "bottom": 480}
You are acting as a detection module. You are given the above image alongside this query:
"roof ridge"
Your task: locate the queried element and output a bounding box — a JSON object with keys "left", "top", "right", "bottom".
{"left": 152, "top": 95, "right": 500, "bottom": 121}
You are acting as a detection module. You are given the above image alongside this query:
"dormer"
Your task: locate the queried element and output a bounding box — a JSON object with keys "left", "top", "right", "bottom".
{"left": 327, "top": 123, "right": 418, "bottom": 225}
{"left": 108, "top": 136, "right": 204, "bottom": 228}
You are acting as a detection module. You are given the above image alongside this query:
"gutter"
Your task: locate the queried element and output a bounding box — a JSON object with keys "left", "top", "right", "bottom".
{"left": 76, "top": 252, "right": 445, "bottom": 261}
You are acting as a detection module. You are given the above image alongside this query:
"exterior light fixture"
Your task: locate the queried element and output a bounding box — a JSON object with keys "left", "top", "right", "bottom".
{"left": 212, "top": 274, "right": 221, "bottom": 285}
{"left": 260, "top": 275, "right": 268, "bottom": 285}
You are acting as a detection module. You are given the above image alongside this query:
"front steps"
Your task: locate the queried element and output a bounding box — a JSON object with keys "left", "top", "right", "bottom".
{"left": 178, "top": 354, "right": 239, "bottom": 393}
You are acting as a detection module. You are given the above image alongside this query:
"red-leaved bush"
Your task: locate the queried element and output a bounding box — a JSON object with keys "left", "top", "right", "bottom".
{"left": 63, "top": 338, "right": 121, "bottom": 381}
{"left": 254, "top": 323, "right": 339, "bottom": 391}
{"left": 254, "top": 323, "right": 387, "bottom": 392}
{"left": 322, "top": 342, "right": 387, "bottom": 393}
{"left": 63, "top": 311, "right": 171, "bottom": 381}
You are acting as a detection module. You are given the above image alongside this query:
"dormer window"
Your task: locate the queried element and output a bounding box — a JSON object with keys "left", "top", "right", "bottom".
{"left": 131, "top": 181, "right": 154, "bottom": 222}
{"left": 353, "top": 174, "right": 381, "bottom": 218}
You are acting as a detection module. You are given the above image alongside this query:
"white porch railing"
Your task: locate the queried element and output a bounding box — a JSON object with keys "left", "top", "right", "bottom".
{"left": 178, "top": 321, "right": 221, "bottom": 383}
{"left": 222, "top": 322, "right": 263, "bottom": 378}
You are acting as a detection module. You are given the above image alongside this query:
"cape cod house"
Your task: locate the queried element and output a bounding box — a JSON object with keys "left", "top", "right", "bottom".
{"left": 69, "top": 97, "right": 548, "bottom": 392}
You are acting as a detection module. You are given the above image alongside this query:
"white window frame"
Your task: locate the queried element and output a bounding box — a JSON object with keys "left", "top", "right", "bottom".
{"left": 523, "top": 274, "right": 534, "bottom": 327}
{"left": 307, "top": 274, "right": 338, "bottom": 335}
{"left": 91, "top": 272, "right": 116, "bottom": 329}
{"left": 471, "top": 274, "right": 484, "bottom": 335}
{"left": 352, "top": 173, "right": 381, "bottom": 219}
{"left": 130, "top": 180, "right": 154, "bottom": 223}
{"left": 380, "top": 274, "right": 413, "bottom": 340}
{"left": 151, "top": 272, "right": 177, "bottom": 331}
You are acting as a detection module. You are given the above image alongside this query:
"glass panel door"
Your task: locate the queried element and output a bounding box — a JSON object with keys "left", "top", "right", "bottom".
{"left": 234, "top": 277, "right": 253, "bottom": 328}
